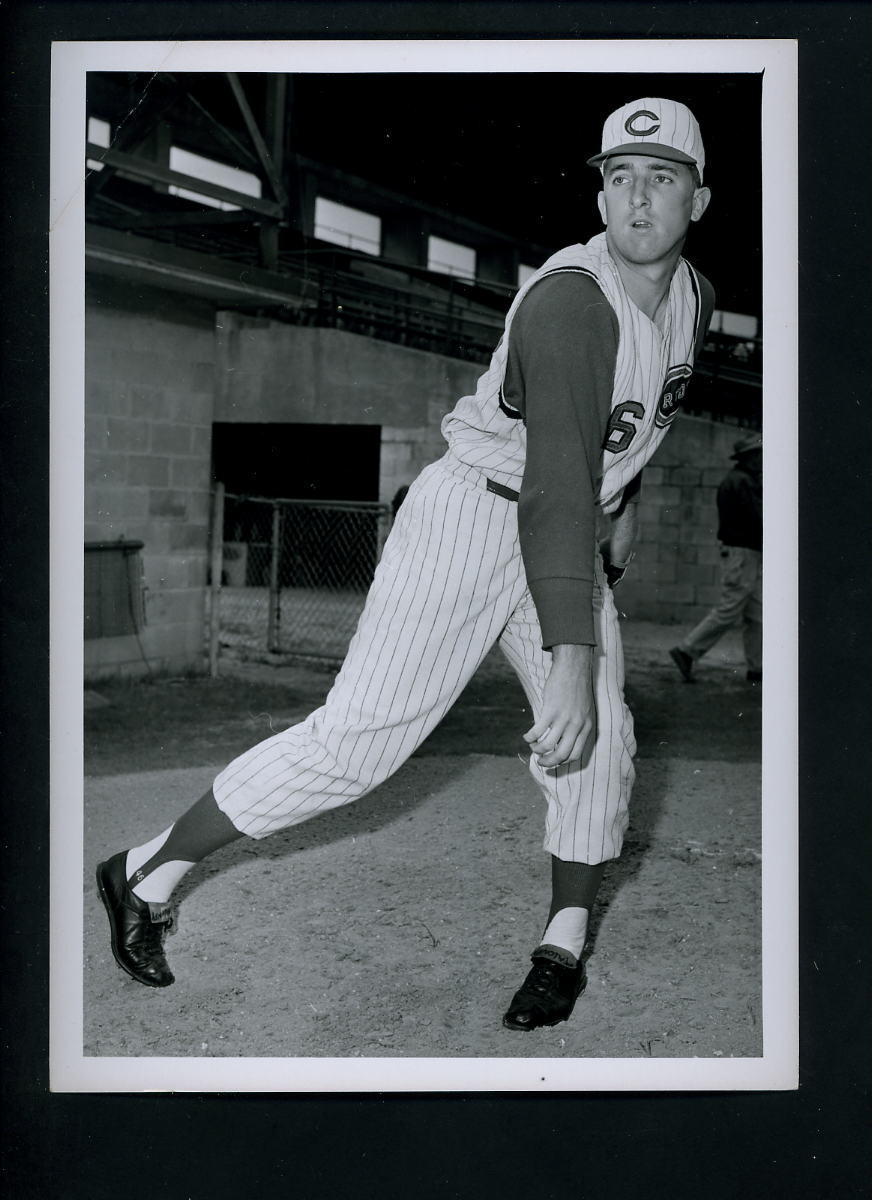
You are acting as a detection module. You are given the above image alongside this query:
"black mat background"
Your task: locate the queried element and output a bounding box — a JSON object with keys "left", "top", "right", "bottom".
{"left": 1, "top": 3, "right": 867, "bottom": 1196}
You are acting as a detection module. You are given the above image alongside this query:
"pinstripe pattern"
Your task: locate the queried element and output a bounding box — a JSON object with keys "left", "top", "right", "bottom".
{"left": 599, "top": 246, "right": 701, "bottom": 509}
{"left": 441, "top": 233, "right": 702, "bottom": 514}
{"left": 593, "top": 98, "right": 705, "bottom": 181}
{"left": 499, "top": 557, "right": 634, "bottom": 862}
{"left": 213, "top": 232, "right": 701, "bottom": 865}
{"left": 213, "top": 454, "right": 632, "bottom": 863}
{"left": 213, "top": 455, "right": 527, "bottom": 837}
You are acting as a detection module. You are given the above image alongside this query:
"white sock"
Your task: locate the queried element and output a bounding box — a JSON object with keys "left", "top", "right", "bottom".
{"left": 540, "top": 907, "right": 589, "bottom": 961}
{"left": 130, "top": 861, "right": 195, "bottom": 903}
{"left": 126, "top": 827, "right": 173, "bottom": 876}
{"left": 125, "top": 827, "right": 195, "bottom": 903}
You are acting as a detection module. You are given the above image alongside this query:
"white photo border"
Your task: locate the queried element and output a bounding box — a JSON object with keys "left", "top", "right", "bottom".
{"left": 50, "top": 37, "right": 798, "bottom": 1094}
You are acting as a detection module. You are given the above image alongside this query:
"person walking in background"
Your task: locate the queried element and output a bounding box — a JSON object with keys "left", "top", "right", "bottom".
{"left": 669, "top": 433, "right": 762, "bottom": 683}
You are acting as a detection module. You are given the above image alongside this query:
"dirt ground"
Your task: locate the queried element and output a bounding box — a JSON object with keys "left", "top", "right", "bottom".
{"left": 83, "top": 621, "right": 762, "bottom": 1062}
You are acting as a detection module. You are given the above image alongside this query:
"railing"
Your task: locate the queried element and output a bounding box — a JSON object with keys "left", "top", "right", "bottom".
{"left": 269, "top": 251, "right": 763, "bottom": 425}
{"left": 89, "top": 174, "right": 763, "bottom": 425}
{"left": 274, "top": 250, "right": 508, "bottom": 362}
{"left": 90, "top": 192, "right": 763, "bottom": 426}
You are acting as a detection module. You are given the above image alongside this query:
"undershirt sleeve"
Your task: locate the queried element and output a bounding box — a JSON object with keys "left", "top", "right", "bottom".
{"left": 503, "top": 272, "right": 619, "bottom": 647}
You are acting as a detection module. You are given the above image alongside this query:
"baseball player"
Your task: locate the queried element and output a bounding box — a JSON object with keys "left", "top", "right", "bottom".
{"left": 670, "top": 433, "right": 762, "bottom": 683}
{"left": 97, "top": 97, "right": 715, "bottom": 1033}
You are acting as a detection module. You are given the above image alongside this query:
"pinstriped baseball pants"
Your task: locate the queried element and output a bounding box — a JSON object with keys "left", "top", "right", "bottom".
{"left": 212, "top": 452, "right": 636, "bottom": 864}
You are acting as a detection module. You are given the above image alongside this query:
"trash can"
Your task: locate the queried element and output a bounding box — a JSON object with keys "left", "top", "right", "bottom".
{"left": 84, "top": 540, "right": 146, "bottom": 639}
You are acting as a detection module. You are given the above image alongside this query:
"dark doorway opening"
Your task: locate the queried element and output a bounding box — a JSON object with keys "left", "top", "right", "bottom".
{"left": 211, "top": 422, "right": 381, "bottom": 501}
{"left": 212, "top": 423, "right": 383, "bottom": 590}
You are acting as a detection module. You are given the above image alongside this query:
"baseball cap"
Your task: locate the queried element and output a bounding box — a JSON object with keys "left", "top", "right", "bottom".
{"left": 587, "top": 98, "right": 705, "bottom": 182}
{"left": 731, "top": 433, "right": 763, "bottom": 459}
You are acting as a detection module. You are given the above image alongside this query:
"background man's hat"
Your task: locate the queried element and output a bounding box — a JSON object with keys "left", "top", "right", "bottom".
{"left": 587, "top": 98, "right": 705, "bottom": 182}
{"left": 731, "top": 433, "right": 763, "bottom": 459}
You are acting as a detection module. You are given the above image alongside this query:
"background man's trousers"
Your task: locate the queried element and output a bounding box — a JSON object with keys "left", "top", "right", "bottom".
{"left": 677, "top": 545, "right": 762, "bottom": 672}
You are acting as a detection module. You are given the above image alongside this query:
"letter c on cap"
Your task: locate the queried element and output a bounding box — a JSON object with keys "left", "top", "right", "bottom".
{"left": 624, "top": 109, "right": 660, "bottom": 137}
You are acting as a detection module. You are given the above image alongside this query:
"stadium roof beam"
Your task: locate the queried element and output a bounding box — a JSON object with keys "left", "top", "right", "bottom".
{"left": 85, "top": 143, "right": 284, "bottom": 218}
{"left": 245, "top": 74, "right": 289, "bottom": 270}
{"left": 85, "top": 79, "right": 182, "bottom": 205}
{"left": 162, "top": 73, "right": 262, "bottom": 171}
{"left": 225, "top": 73, "right": 288, "bottom": 208}
{"left": 105, "top": 209, "right": 260, "bottom": 231}
{"left": 86, "top": 223, "right": 317, "bottom": 310}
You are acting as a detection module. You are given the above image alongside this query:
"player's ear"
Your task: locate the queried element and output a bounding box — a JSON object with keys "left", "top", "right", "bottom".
{"left": 690, "top": 186, "right": 712, "bottom": 222}
{"left": 597, "top": 191, "right": 607, "bottom": 225}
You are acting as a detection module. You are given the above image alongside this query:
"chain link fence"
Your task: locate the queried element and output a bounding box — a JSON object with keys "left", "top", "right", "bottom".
{"left": 208, "top": 487, "right": 392, "bottom": 668}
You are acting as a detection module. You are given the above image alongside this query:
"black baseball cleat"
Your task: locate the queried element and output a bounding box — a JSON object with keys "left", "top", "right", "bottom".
{"left": 669, "top": 646, "right": 695, "bottom": 682}
{"left": 96, "top": 851, "right": 175, "bottom": 987}
{"left": 502, "top": 954, "right": 587, "bottom": 1031}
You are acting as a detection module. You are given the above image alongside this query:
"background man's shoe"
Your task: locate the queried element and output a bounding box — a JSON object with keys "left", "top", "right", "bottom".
{"left": 502, "top": 955, "right": 587, "bottom": 1031}
{"left": 96, "top": 852, "right": 175, "bottom": 987}
{"left": 669, "top": 646, "right": 695, "bottom": 682}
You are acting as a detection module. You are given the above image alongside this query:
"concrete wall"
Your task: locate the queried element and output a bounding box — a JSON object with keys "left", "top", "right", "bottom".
{"left": 615, "top": 415, "right": 743, "bottom": 625}
{"left": 214, "top": 312, "right": 743, "bottom": 626}
{"left": 213, "top": 314, "right": 481, "bottom": 503}
{"left": 84, "top": 278, "right": 216, "bottom": 678}
{"left": 84, "top": 290, "right": 745, "bottom": 678}
{"left": 83, "top": 296, "right": 482, "bottom": 678}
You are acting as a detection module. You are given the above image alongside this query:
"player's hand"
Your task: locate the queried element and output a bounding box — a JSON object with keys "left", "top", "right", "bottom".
{"left": 523, "top": 644, "right": 595, "bottom": 768}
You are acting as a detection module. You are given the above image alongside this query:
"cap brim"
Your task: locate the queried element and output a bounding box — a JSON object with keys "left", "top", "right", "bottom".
{"left": 586, "top": 143, "right": 698, "bottom": 169}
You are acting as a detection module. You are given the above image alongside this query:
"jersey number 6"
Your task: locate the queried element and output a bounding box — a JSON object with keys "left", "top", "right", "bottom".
{"left": 603, "top": 401, "right": 644, "bottom": 454}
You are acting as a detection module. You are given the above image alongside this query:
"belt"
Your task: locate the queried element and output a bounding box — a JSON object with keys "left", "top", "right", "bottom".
{"left": 486, "top": 478, "right": 520, "bottom": 503}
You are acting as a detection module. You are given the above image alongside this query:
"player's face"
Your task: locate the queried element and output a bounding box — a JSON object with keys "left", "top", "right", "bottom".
{"left": 597, "top": 156, "right": 711, "bottom": 269}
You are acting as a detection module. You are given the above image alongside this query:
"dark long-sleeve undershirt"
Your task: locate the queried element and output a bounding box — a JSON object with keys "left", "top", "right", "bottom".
{"left": 503, "top": 272, "right": 619, "bottom": 647}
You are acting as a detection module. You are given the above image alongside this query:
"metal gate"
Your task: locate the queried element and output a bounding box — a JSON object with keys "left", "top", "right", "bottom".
{"left": 208, "top": 485, "right": 392, "bottom": 669}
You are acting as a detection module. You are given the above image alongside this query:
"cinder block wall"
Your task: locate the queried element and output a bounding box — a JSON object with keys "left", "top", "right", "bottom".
{"left": 213, "top": 314, "right": 481, "bottom": 504}
{"left": 615, "top": 415, "right": 744, "bottom": 625}
{"left": 213, "top": 312, "right": 746, "bottom": 627}
{"left": 84, "top": 288, "right": 749, "bottom": 677}
{"left": 84, "top": 278, "right": 216, "bottom": 678}
{"left": 381, "top": 364, "right": 483, "bottom": 503}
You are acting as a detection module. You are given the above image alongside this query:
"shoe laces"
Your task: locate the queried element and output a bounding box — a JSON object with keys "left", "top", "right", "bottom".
{"left": 525, "top": 961, "right": 563, "bottom": 996}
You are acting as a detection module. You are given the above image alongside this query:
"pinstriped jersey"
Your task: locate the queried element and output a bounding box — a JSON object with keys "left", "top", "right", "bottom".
{"left": 441, "top": 232, "right": 707, "bottom": 514}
